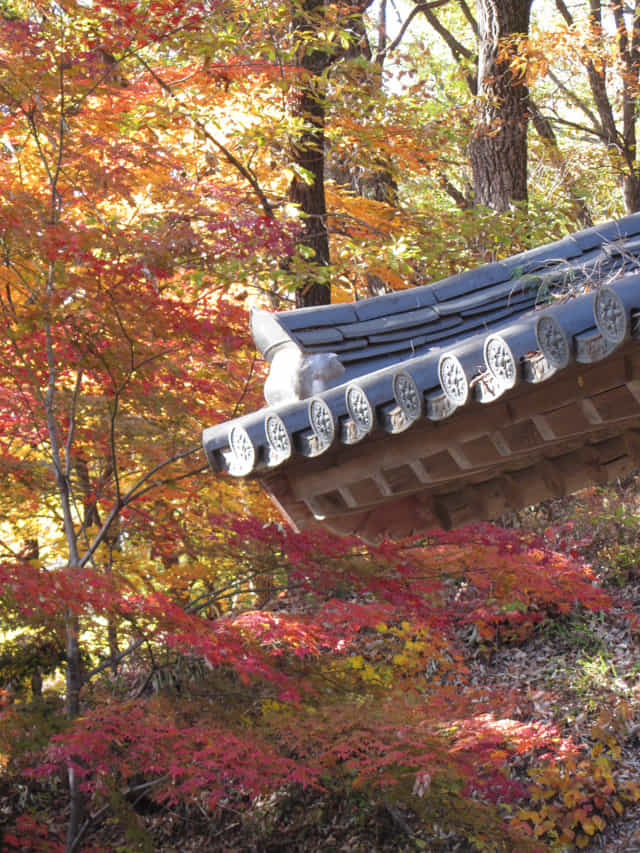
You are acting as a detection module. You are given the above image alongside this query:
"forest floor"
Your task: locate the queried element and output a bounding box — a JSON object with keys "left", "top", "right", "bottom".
{"left": 170, "top": 581, "right": 640, "bottom": 853}
{"left": 470, "top": 593, "right": 640, "bottom": 853}
{"left": 228, "top": 487, "right": 640, "bottom": 853}
{"left": 500, "top": 495, "right": 640, "bottom": 853}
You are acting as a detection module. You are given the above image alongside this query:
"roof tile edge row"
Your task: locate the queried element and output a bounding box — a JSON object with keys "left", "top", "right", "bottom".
{"left": 202, "top": 277, "right": 640, "bottom": 478}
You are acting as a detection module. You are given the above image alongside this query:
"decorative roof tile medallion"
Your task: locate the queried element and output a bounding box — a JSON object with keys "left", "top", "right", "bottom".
{"left": 484, "top": 335, "right": 517, "bottom": 390}
{"left": 393, "top": 371, "right": 422, "bottom": 425}
{"left": 227, "top": 425, "right": 255, "bottom": 476}
{"left": 438, "top": 354, "right": 468, "bottom": 406}
{"left": 594, "top": 286, "right": 629, "bottom": 344}
{"left": 265, "top": 413, "right": 291, "bottom": 466}
{"left": 345, "top": 384, "right": 374, "bottom": 440}
{"left": 308, "top": 397, "right": 335, "bottom": 454}
{"left": 202, "top": 213, "right": 640, "bottom": 540}
{"left": 535, "top": 314, "right": 570, "bottom": 369}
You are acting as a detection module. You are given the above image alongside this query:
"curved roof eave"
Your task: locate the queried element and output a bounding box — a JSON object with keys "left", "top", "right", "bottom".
{"left": 203, "top": 214, "right": 640, "bottom": 482}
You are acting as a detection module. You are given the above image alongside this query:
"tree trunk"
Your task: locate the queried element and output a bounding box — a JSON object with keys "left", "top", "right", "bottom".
{"left": 43, "top": 324, "right": 85, "bottom": 852}
{"left": 624, "top": 171, "right": 640, "bottom": 214}
{"left": 289, "top": 0, "right": 331, "bottom": 308}
{"left": 65, "top": 614, "right": 84, "bottom": 852}
{"left": 329, "top": 0, "right": 398, "bottom": 207}
{"left": 469, "top": 0, "right": 532, "bottom": 211}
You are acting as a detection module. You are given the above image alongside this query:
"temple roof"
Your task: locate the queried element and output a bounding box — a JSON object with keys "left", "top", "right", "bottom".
{"left": 203, "top": 214, "right": 640, "bottom": 542}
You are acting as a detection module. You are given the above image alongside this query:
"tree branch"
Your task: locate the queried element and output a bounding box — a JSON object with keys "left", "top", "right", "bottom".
{"left": 68, "top": 777, "right": 169, "bottom": 853}
{"left": 554, "top": 0, "right": 573, "bottom": 26}
{"left": 544, "top": 112, "right": 609, "bottom": 142}
{"left": 547, "top": 69, "right": 602, "bottom": 134}
{"left": 64, "top": 370, "right": 83, "bottom": 483}
{"left": 134, "top": 54, "right": 274, "bottom": 218}
{"left": 527, "top": 97, "right": 593, "bottom": 227}
{"left": 457, "top": 0, "right": 478, "bottom": 38}
{"left": 78, "top": 446, "right": 203, "bottom": 569}
{"left": 436, "top": 171, "right": 471, "bottom": 208}
{"left": 380, "top": 0, "right": 451, "bottom": 61}
{"left": 231, "top": 351, "right": 258, "bottom": 418}
{"left": 417, "top": 1, "right": 476, "bottom": 93}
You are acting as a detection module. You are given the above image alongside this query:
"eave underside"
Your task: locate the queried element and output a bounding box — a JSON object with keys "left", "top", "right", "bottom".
{"left": 259, "top": 344, "right": 640, "bottom": 543}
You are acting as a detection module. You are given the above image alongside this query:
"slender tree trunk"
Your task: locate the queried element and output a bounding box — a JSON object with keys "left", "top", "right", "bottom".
{"left": 623, "top": 172, "right": 640, "bottom": 213}
{"left": 469, "top": 0, "right": 532, "bottom": 211}
{"left": 44, "top": 322, "right": 85, "bottom": 851}
{"left": 289, "top": 0, "right": 331, "bottom": 307}
{"left": 106, "top": 542, "right": 120, "bottom": 677}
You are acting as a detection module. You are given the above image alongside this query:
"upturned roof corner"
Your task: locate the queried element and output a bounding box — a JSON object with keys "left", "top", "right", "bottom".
{"left": 203, "top": 214, "right": 640, "bottom": 543}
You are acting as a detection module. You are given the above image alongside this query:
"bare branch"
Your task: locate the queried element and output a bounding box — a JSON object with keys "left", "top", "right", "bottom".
{"left": 84, "top": 635, "right": 147, "bottom": 681}
{"left": 232, "top": 351, "right": 259, "bottom": 418}
{"left": 611, "top": 0, "right": 630, "bottom": 65}
{"left": 374, "top": 0, "right": 452, "bottom": 62}
{"left": 64, "top": 370, "right": 83, "bottom": 482}
{"left": 79, "top": 447, "right": 203, "bottom": 568}
{"left": 544, "top": 112, "right": 609, "bottom": 143}
{"left": 554, "top": 0, "right": 573, "bottom": 25}
{"left": 547, "top": 69, "right": 602, "bottom": 133}
{"left": 134, "top": 54, "right": 274, "bottom": 218}
{"left": 527, "top": 97, "right": 593, "bottom": 228}
{"left": 123, "top": 462, "right": 209, "bottom": 503}
{"left": 437, "top": 172, "right": 471, "bottom": 208}
{"left": 457, "top": 0, "right": 478, "bottom": 38}
{"left": 417, "top": 2, "right": 476, "bottom": 93}
{"left": 26, "top": 112, "right": 54, "bottom": 189}
{"left": 376, "top": 0, "right": 387, "bottom": 62}
{"left": 582, "top": 1, "right": 619, "bottom": 148}
{"left": 632, "top": 0, "right": 640, "bottom": 68}
{"left": 50, "top": 58, "right": 66, "bottom": 225}
{"left": 69, "top": 776, "right": 169, "bottom": 853}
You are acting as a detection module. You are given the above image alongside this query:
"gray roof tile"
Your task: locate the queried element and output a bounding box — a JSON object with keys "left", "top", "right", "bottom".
{"left": 368, "top": 315, "right": 463, "bottom": 343}
{"left": 499, "top": 235, "right": 582, "bottom": 275}
{"left": 431, "top": 262, "right": 507, "bottom": 301}
{"left": 460, "top": 289, "right": 535, "bottom": 317}
{"left": 435, "top": 278, "right": 538, "bottom": 317}
{"left": 336, "top": 305, "right": 439, "bottom": 338}
{"left": 570, "top": 211, "right": 640, "bottom": 251}
{"left": 203, "top": 216, "right": 640, "bottom": 481}
{"left": 309, "top": 338, "right": 368, "bottom": 353}
{"left": 295, "top": 327, "right": 345, "bottom": 346}
{"left": 338, "top": 334, "right": 431, "bottom": 363}
{"left": 278, "top": 302, "right": 359, "bottom": 330}
{"left": 422, "top": 305, "right": 528, "bottom": 340}
{"left": 353, "top": 289, "right": 427, "bottom": 320}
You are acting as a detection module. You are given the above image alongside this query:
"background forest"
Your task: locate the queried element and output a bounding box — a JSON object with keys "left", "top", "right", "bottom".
{"left": 2, "top": 0, "right": 640, "bottom": 850}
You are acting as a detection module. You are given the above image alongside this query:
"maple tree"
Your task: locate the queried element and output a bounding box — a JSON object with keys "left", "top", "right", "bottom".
{"left": 2, "top": 1, "right": 640, "bottom": 851}
{"left": 0, "top": 0, "right": 274, "bottom": 844}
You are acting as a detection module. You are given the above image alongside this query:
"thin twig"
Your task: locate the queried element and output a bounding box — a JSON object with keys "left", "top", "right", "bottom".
{"left": 134, "top": 54, "right": 274, "bottom": 218}
{"left": 64, "top": 370, "right": 83, "bottom": 482}
{"left": 68, "top": 777, "right": 169, "bottom": 853}
{"left": 232, "top": 351, "right": 258, "bottom": 418}
{"left": 381, "top": 0, "right": 450, "bottom": 60}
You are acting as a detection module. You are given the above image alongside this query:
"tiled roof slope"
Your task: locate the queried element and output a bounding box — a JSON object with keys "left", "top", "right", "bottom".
{"left": 203, "top": 213, "right": 640, "bottom": 540}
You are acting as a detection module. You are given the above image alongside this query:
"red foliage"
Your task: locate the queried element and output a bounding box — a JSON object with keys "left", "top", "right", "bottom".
{"left": 0, "top": 2, "right": 629, "bottom": 850}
